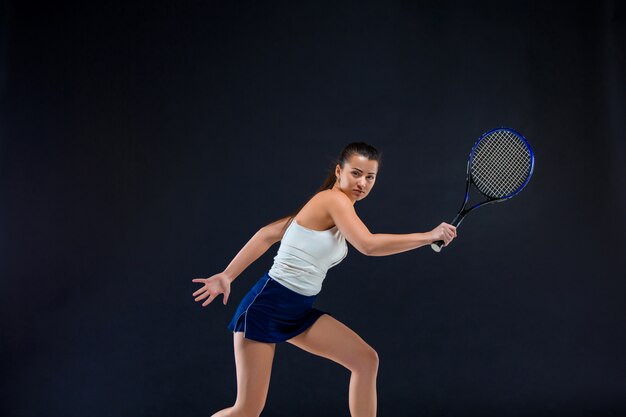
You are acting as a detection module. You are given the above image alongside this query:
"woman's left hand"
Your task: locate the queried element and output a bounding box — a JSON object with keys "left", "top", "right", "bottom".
{"left": 192, "top": 272, "right": 231, "bottom": 306}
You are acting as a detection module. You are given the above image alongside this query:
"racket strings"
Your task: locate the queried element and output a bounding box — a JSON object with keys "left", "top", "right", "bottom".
{"left": 473, "top": 133, "right": 530, "bottom": 197}
{"left": 470, "top": 130, "right": 532, "bottom": 198}
{"left": 474, "top": 143, "right": 529, "bottom": 197}
{"left": 478, "top": 140, "right": 529, "bottom": 194}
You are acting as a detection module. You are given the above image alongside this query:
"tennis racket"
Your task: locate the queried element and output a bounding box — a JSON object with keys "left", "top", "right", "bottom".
{"left": 431, "top": 127, "right": 535, "bottom": 252}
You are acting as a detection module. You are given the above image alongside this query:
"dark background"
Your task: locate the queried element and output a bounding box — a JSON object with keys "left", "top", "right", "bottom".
{"left": 2, "top": 1, "right": 625, "bottom": 416}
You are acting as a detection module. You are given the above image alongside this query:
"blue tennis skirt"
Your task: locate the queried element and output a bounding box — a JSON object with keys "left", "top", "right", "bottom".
{"left": 227, "top": 272, "right": 330, "bottom": 343}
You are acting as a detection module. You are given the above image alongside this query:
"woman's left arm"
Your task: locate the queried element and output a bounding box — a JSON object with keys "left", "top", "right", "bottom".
{"left": 222, "top": 216, "right": 291, "bottom": 283}
{"left": 193, "top": 217, "right": 291, "bottom": 307}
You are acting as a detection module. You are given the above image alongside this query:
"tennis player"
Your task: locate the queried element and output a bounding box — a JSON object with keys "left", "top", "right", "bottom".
{"left": 192, "top": 142, "right": 457, "bottom": 417}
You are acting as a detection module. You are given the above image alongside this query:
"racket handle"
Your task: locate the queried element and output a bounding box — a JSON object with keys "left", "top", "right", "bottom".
{"left": 431, "top": 240, "right": 444, "bottom": 252}
{"left": 431, "top": 213, "right": 463, "bottom": 253}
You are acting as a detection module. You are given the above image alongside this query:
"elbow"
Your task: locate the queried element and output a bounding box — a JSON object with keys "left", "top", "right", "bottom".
{"left": 362, "top": 247, "right": 376, "bottom": 257}
{"left": 257, "top": 227, "right": 272, "bottom": 244}
{"left": 361, "top": 236, "right": 375, "bottom": 256}
{"left": 258, "top": 226, "right": 280, "bottom": 245}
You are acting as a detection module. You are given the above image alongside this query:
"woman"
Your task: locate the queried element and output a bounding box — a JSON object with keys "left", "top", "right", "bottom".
{"left": 192, "top": 142, "right": 457, "bottom": 417}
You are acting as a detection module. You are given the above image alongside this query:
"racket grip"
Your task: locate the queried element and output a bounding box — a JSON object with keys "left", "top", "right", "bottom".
{"left": 431, "top": 213, "right": 463, "bottom": 253}
{"left": 431, "top": 240, "right": 444, "bottom": 252}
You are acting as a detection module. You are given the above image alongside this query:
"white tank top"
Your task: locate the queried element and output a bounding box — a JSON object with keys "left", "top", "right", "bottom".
{"left": 268, "top": 219, "right": 348, "bottom": 296}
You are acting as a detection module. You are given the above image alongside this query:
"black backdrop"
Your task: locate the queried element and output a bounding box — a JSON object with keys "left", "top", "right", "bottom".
{"left": 2, "top": 1, "right": 625, "bottom": 416}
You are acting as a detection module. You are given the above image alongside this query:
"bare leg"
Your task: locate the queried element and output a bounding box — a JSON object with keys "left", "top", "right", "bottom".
{"left": 212, "top": 332, "right": 276, "bottom": 417}
{"left": 287, "top": 314, "right": 378, "bottom": 417}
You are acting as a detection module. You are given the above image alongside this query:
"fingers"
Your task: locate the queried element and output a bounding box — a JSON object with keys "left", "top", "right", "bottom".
{"left": 192, "top": 279, "right": 207, "bottom": 297}
{"left": 194, "top": 291, "right": 209, "bottom": 302}
{"left": 440, "top": 223, "right": 457, "bottom": 246}
{"left": 194, "top": 289, "right": 221, "bottom": 306}
{"left": 193, "top": 287, "right": 225, "bottom": 306}
{"left": 192, "top": 276, "right": 228, "bottom": 307}
{"left": 202, "top": 293, "right": 217, "bottom": 307}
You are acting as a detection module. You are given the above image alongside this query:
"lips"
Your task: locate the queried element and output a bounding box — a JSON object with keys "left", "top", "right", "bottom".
{"left": 354, "top": 189, "right": 364, "bottom": 195}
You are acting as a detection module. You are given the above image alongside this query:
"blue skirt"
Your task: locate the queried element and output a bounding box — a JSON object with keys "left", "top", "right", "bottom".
{"left": 227, "top": 272, "right": 330, "bottom": 343}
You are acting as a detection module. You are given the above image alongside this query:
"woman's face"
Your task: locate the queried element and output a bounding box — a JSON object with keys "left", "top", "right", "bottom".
{"left": 333, "top": 154, "right": 379, "bottom": 203}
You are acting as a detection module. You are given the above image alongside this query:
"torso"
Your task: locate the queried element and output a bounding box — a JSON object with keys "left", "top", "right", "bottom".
{"left": 293, "top": 189, "right": 339, "bottom": 232}
{"left": 269, "top": 189, "right": 348, "bottom": 296}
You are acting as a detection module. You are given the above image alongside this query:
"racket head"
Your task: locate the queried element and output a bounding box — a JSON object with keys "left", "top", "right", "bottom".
{"left": 468, "top": 127, "right": 534, "bottom": 200}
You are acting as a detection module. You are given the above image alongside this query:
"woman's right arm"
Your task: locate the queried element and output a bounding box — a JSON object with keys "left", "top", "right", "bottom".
{"left": 327, "top": 192, "right": 457, "bottom": 256}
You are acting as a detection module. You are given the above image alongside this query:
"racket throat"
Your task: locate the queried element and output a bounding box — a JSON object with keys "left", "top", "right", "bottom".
{"left": 450, "top": 212, "right": 466, "bottom": 228}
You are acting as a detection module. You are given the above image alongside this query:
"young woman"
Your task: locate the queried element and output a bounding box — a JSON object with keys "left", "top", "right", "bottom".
{"left": 192, "top": 142, "right": 457, "bottom": 417}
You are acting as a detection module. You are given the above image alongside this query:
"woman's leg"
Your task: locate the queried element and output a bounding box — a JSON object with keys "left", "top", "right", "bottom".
{"left": 287, "top": 314, "right": 378, "bottom": 417}
{"left": 212, "top": 332, "right": 276, "bottom": 417}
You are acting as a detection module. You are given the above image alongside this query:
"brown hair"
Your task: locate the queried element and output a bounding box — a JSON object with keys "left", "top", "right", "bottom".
{"left": 273, "top": 142, "right": 382, "bottom": 233}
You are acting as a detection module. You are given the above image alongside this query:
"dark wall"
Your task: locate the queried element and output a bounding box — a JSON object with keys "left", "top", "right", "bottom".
{"left": 2, "top": 1, "right": 625, "bottom": 416}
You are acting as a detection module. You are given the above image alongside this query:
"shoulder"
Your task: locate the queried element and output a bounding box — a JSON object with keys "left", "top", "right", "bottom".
{"left": 309, "top": 189, "right": 352, "bottom": 211}
{"left": 316, "top": 189, "right": 351, "bottom": 205}
{"left": 315, "top": 189, "right": 354, "bottom": 217}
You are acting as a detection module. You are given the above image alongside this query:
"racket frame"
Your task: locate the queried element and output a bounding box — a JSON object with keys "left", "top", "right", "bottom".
{"left": 432, "top": 127, "right": 535, "bottom": 252}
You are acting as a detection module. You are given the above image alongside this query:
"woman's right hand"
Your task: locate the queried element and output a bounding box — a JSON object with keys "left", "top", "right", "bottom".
{"left": 192, "top": 272, "right": 231, "bottom": 307}
{"left": 429, "top": 222, "right": 457, "bottom": 247}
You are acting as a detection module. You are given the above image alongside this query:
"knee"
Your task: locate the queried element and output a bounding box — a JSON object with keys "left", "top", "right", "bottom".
{"left": 350, "top": 345, "right": 379, "bottom": 376}
{"left": 232, "top": 400, "right": 265, "bottom": 417}
{"left": 211, "top": 405, "right": 261, "bottom": 417}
